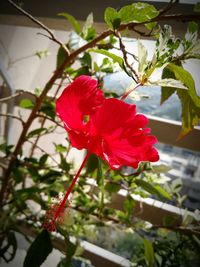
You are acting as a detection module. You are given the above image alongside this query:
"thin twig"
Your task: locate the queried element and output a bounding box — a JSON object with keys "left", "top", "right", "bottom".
{"left": 0, "top": 112, "right": 25, "bottom": 125}
{"left": 115, "top": 30, "right": 139, "bottom": 83}
{"left": 27, "top": 139, "right": 59, "bottom": 165}
{"left": 159, "top": 0, "right": 178, "bottom": 16}
{"left": 0, "top": 90, "right": 37, "bottom": 102}
{"left": 7, "top": 0, "right": 70, "bottom": 56}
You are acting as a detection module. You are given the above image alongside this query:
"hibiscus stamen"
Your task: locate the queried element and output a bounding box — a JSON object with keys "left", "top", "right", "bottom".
{"left": 43, "top": 152, "right": 90, "bottom": 231}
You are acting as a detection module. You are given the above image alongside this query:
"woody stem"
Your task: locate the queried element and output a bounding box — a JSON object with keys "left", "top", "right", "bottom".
{"left": 53, "top": 151, "right": 90, "bottom": 221}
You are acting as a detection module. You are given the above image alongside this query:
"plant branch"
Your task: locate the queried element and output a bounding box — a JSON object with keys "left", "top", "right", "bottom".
{"left": 159, "top": 0, "right": 178, "bottom": 16}
{"left": 7, "top": 0, "right": 70, "bottom": 56}
{"left": 0, "top": 112, "right": 25, "bottom": 125}
{"left": 0, "top": 90, "right": 37, "bottom": 102}
{"left": 115, "top": 30, "right": 139, "bottom": 83}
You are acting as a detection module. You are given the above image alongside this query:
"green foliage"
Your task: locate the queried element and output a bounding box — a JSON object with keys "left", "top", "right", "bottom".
{"left": 58, "top": 12, "right": 81, "bottom": 34}
{"left": 19, "top": 99, "right": 34, "bottom": 109}
{"left": 104, "top": 3, "right": 159, "bottom": 29}
{"left": 89, "top": 48, "right": 124, "bottom": 68}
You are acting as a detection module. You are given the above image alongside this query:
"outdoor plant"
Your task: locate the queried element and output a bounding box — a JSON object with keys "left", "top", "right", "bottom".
{"left": 0, "top": 0, "right": 200, "bottom": 266}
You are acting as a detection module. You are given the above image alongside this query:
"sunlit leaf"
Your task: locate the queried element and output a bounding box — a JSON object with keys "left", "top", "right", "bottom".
{"left": 104, "top": 7, "right": 120, "bottom": 29}
{"left": 19, "top": 99, "right": 34, "bottom": 109}
{"left": 150, "top": 78, "right": 187, "bottom": 90}
{"left": 89, "top": 48, "right": 123, "bottom": 67}
{"left": 58, "top": 12, "right": 81, "bottom": 34}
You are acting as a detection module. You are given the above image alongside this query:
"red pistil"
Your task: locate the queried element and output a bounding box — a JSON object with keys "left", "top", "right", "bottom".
{"left": 43, "top": 152, "right": 90, "bottom": 231}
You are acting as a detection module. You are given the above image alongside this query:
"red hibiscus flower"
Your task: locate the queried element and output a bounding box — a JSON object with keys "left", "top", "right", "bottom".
{"left": 56, "top": 75, "right": 159, "bottom": 169}
{"left": 44, "top": 75, "right": 159, "bottom": 231}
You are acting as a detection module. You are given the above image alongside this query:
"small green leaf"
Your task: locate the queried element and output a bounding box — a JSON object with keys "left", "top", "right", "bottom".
{"left": 27, "top": 128, "right": 47, "bottom": 139}
{"left": 105, "top": 182, "right": 121, "bottom": 193}
{"left": 56, "top": 44, "right": 68, "bottom": 69}
{"left": 54, "top": 143, "right": 67, "bottom": 153}
{"left": 89, "top": 48, "right": 123, "bottom": 67}
{"left": 19, "top": 99, "right": 34, "bottom": 109}
{"left": 58, "top": 12, "right": 81, "bottom": 34}
{"left": 23, "top": 230, "right": 53, "bottom": 267}
{"left": 104, "top": 7, "right": 120, "bottom": 29}
{"left": 39, "top": 154, "right": 48, "bottom": 165}
{"left": 143, "top": 238, "right": 155, "bottom": 267}
{"left": 135, "top": 179, "right": 171, "bottom": 200}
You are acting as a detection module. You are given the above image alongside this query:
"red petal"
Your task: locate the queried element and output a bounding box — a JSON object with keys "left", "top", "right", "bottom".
{"left": 89, "top": 98, "right": 159, "bottom": 169}
{"left": 56, "top": 75, "right": 105, "bottom": 149}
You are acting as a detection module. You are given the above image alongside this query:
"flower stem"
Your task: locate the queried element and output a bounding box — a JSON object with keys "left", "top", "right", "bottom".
{"left": 120, "top": 82, "right": 142, "bottom": 101}
{"left": 44, "top": 151, "right": 90, "bottom": 231}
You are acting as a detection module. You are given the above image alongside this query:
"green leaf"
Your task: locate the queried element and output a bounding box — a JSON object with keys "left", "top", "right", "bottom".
{"left": 40, "top": 99, "right": 56, "bottom": 119}
{"left": 167, "top": 63, "right": 200, "bottom": 108}
{"left": 58, "top": 12, "right": 81, "bottom": 34}
{"left": 39, "top": 154, "right": 48, "bottom": 165}
{"left": 23, "top": 230, "right": 53, "bottom": 267}
{"left": 119, "top": 3, "right": 159, "bottom": 23}
{"left": 188, "top": 21, "right": 198, "bottom": 34}
{"left": 135, "top": 179, "right": 171, "bottom": 200}
{"left": 89, "top": 48, "right": 123, "bottom": 67}
{"left": 19, "top": 99, "right": 34, "bottom": 109}
{"left": 56, "top": 44, "right": 68, "bottom": 69}
{"left": 105, "top": 182, "right": 121, "bottom": 193}
{"left": 0, "top": 142, "right": 13, "bottom": 156}
{"left": 177, "top": 89, "right": 199, "bottom": 139}
{"left": 160, "top": 66, "right": 177, "bottom": 104}
{"left": 152, "top": 164, "right": 171, "bottom": 174}
{"left": 54, "top": 143, "right": 67, "bottom": 153}
{"left": 104, "top": 7, "right": 120, "bottom": 29}
{"left": 151, "top": 78, "right": 187, "bottom": 90}
{"left": 86, "top": 153, "right": 99, "bottom": 175}
{"left": 143, "top": 238, "right": 155, "bottom": 267}
{"left": 27, "top": 128, "right": 47, "bottom": 139}
{"left": 82, "top": 13, "right": 96, "bottom": 40}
